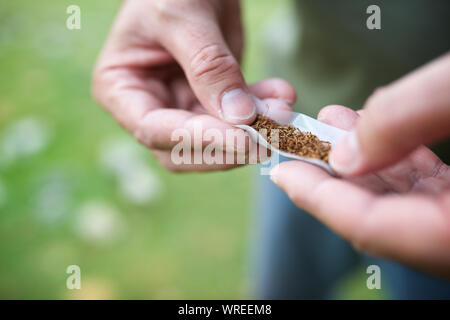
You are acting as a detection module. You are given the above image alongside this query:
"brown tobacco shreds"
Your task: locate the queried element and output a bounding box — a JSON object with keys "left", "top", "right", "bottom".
{"left": 251, "top": 115, "right": 331, "bottom": 162}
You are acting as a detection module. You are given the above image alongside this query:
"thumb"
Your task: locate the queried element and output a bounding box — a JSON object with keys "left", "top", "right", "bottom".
{"left": 330, "top": 53, "right": 450, "bottom": 176}
{"left": 161, "top": 12, "right": 255, "bottom": 124}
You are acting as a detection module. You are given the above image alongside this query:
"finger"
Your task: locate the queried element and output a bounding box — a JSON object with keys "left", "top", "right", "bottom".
{"left": 169, "top": 78, "right": 197, "bottom": 110}
{"left": 153, "top": 150, "right": 241, "bottom": 172}
{"left": 317, "top": 105, "right": 359, "bottom": 131}
{"left": 136, "top": 96, "right": 292, "bottom": 152}
{"left": 92, "top": 68, "right": 167, "bottom": 135}
{"left": 248, "top": 78, "right": 297, "bottom": 104}
{"left": 153, "top": 143, "right": 270, "bottom": 172}
{"left": 318, "top": 106, "right": 399, "bottom": 194}
{"left": 252, "top": 97, "right": 294, "bottom": 123}
{"left": 271, "top": 161, "right": 450, "bottom": 276}
{"left": 135, "top": 108, "right": 250, "bottom": 153}
{"left": 318, "top": 107, "right": 448, "bottom": 194}
{"left": 270, "top": 161, "right": 375, "bottom": 241}
{"left": 94, "top": 76, "right": 289, "bottom": 155}
{"left": 92, "top": 73, "right": 248, "bottom": 153}
{"left": 331, "top": 53, "right": 450, "bottom": 177}
{"left": 189, "top": 78, "right": 297, "bottom": 114}
{"left": 157, "top": 4, "right": 256, "bottom": 124}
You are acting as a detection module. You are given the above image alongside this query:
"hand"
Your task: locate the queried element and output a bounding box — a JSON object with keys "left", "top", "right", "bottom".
{"left": 92, "top": 0, "right": 296, "bottom": 172}
{"left": 270, "top": 53, "right": 450, "bottom": 277}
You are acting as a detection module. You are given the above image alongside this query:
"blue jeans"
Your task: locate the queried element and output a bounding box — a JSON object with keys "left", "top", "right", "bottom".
{"left": 250, "top": 157, "right": 450, "bottom": 299}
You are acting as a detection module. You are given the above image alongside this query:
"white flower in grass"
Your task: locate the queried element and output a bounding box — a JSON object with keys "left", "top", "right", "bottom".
{"left": 34, "top": 172, "right": 71, "bottom": 224}
{"left": 118, "top": 164, "right": 161, "bottom": 205}
{"left": 99, "top": 138, "right": 162, "bottom": 205}
{"left": 99, "top": 138, "right": 141, "bottom": 176}
{"left": 75, "top": 201, "right": 125, "bottom": 245}
{"left": 0, "top": 117, "right": 50, "bottom": 164}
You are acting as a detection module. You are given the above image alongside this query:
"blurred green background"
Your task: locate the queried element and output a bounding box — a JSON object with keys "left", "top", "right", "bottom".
{"left": 0, "top": 0, "right": 381, "bottom": 299}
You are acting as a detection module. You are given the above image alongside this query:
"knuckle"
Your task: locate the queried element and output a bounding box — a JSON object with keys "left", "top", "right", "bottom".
{"left": 189, "top": 44, "right": 239, "bottom": 84}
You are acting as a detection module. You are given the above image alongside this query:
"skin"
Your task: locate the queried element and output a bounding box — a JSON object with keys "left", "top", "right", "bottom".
{"left": 92, "top": 0, "right": 295, "bottom": 172}
{"left": 271, "top": 53, "right": 450, "bottom": 278}
{"left": 93, "top": 0, "right": 450, "bottom": 278}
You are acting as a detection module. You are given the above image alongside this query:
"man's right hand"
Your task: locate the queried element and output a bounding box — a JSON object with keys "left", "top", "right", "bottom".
{"left": 92, "top": 0, "right": 296, "bottom": 172}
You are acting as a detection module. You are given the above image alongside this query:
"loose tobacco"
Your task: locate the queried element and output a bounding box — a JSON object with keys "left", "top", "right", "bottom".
{"left": 251, "top": 115, "right": 331, "bottom": 162}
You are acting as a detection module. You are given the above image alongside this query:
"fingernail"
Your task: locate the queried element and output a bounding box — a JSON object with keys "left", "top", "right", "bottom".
{"left": 329, "top": 131, "right": 360, "bottom": 175}
{"left": 269, "top": 165, "right": 279, "bottom": 184}
{"left": 221, "top": 89, "right": 256, "bottom": 123}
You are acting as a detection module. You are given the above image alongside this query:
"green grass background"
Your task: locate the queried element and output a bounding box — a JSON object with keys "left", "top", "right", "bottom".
{"left": 0, "top": 0, "right": 382, "bottom": 299}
